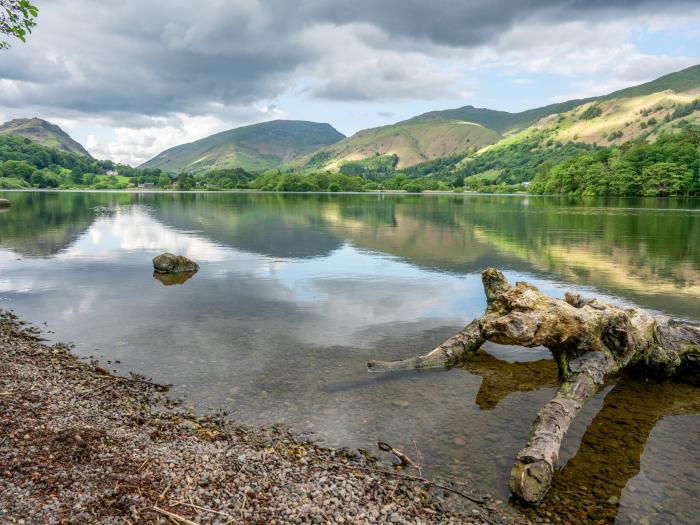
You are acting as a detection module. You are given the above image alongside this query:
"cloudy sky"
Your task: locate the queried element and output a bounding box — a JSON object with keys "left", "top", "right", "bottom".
{"left": 1, "top": 0, "right": 699, "bottom": 166}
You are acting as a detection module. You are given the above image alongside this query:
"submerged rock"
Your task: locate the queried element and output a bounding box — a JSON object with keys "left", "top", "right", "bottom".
{"left": 152, "top": 253, "right": 199, "bottom": 274}
{"left": 0, "top": 198, "right": 11, "bottom": 208}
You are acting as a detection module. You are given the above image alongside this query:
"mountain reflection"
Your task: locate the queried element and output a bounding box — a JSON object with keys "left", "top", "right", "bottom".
{"left": 1, "top": 191, "right": 697, "bottom": 317}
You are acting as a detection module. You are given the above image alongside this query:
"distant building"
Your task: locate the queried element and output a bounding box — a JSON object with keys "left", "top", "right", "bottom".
{"left": 139, "top": 182, "right": 155, "bottom": 189}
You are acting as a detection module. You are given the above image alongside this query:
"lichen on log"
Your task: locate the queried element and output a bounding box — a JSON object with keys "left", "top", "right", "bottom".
{"left": 368, "top": 268, "right": 700, "bottom": 505}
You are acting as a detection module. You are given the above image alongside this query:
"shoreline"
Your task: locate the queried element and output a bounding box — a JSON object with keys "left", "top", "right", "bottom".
{"left": 2, "top": 189, "right": 700, "bottom": 200}
{"left": 0, "top": 310, "right": 526, "bottom": 524}
{"left": 0, "top": 188, "right": 525, "bottom": 196}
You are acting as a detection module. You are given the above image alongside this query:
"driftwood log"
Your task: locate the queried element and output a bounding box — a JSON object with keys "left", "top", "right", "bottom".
{"left": 368, "top": 268, "right": 700, "bottom": 504}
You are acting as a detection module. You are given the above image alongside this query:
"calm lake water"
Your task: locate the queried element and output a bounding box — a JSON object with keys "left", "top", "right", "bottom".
{"left": 1, "top": 191, "right": 699, "bottom": 524}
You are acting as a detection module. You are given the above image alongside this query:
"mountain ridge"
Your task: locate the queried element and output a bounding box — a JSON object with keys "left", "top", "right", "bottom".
{"left": 140, "top": 120, "right": 345, "bottom": 174}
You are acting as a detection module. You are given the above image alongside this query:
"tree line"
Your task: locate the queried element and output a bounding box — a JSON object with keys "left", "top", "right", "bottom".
{"left": 2, "top": 124, "right": 698, "bottom": 196}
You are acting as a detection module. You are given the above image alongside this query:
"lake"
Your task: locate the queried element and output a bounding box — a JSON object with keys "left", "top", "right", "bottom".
{"left": 1, "top": 190, "right": 698, "bottom": 524}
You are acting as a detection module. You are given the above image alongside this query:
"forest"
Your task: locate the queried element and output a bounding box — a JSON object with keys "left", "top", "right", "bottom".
{"left": 529, "top": 126, "right": 700, "bottom": 196}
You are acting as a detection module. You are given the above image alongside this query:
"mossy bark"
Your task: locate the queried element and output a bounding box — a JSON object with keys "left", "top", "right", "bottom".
{"left": 368, "top": 268, "right": 700, "bottom": 505}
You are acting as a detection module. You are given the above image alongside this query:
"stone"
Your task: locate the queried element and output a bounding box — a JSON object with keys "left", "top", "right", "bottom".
{"left": 152, "top": 253, "right": 199, "bottom": 274}
{"left": 0, "top": 198, "right": 11, "bottom": 208}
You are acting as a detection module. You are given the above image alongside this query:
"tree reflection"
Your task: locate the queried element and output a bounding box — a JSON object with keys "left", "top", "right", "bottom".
{"left": 517, "top": 375, "right": 700, "bottom": 524}
{"left": 452, "top": 352, "right": 699, "bottom": 523}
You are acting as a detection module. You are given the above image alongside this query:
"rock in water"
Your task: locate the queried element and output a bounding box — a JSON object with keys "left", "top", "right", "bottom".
{"left": 0, "top": 199, "right": 11, "bottom": 208}
{"left": 152, "top": 253, "right": 199, "bottom": 274}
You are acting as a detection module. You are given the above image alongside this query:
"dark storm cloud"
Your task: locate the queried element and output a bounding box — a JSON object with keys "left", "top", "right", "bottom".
{"left": 290, "top": 0, "right": 695, "bottom": 48}
{"left": 0, "top": 0, "right": 696, "bottom": 118}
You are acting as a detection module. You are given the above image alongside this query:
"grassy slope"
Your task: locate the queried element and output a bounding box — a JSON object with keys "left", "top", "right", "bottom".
{"left": 0, "top": 118, "right": 91, "bottom": 156}
{"left": 141, "top": 120, "right": 345, "bottom": 174}
{"left": 549, "top": 91, "right": 700, "bottom": 146}
{"left": 291, "top": 119, "right": 502, "bottom": 171}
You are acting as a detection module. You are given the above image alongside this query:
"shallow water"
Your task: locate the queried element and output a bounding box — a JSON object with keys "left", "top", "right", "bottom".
{"left": 1, "top": 191, "right": 698, "bottom": 524}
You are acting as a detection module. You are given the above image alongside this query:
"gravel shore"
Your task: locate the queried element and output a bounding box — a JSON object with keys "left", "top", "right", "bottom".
{"left": 0, "top": 310, "right": 529, "bottom": 524}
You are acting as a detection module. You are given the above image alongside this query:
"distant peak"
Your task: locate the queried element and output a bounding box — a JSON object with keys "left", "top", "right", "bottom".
{"left": 0, "top": 117, "right": 91, "bottom": 157}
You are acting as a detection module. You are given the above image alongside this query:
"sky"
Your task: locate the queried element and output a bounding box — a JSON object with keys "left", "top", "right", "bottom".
{"left": 0, "top": 0, "right": 699, "bottom": 166}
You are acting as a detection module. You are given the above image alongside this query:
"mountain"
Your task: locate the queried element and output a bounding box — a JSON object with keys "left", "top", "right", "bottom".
{"left": 288, "top": 99, "right": 588, "bottom": 172}
{"left": 0, "top": 117, "right": 91, "bottom": 156}
{"left": 291, "top": 64, "right": 700, "bottom": 173}
{"left": 405, "top": 64, "right": 700, "bottom": 188}
{"left": 141, "top": 120, "right": 345, "bottom": 174}
{"left": 289, "top": 119, "right": 502, "bottom": 171}
{"left": 289, "top": 97, "right": 589, "bottom": 173}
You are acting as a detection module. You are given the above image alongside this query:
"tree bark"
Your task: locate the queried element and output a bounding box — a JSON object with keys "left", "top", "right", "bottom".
{"left": 368, "top": 268, "right": 700, "bottom": 504}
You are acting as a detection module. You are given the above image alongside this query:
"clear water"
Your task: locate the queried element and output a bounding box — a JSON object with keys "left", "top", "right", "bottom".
{"left": 1, "top": 191, "right": 698, "bottom": 524}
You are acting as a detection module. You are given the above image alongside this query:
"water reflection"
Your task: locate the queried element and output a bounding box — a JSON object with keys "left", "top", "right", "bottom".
{"left": 0, "top": 191, "right": 698, "bottom": 524}
{"left": 459, "top": 352, "right": 559, "bottom": 410}
{"left": 153, "top": 270, "right": 198, "bottom": 286}
{"left": 518, "top": 376, "right": 700, "bottom": 525}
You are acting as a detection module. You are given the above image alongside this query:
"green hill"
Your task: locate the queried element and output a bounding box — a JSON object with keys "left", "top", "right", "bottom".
{"left": 290, "top": 118, "right": 502, "bottom": 171}
{"left": 141, "top": 120, "right": 345, "bottom": 174}
{"left": 0, "top": 118, "right": 91, "bottom": 156}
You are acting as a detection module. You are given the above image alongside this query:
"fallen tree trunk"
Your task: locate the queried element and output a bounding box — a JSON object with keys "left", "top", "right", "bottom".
{"left": 368, "top": 268, "right": 700, "bottom": 505}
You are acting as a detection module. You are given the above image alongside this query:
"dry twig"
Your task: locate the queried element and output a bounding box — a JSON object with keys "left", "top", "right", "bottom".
{"left": 321, "top": 460, "right": 486, "bottom": 505}
{"left": 152, "top": 505, "right": 198, "bottom": 525}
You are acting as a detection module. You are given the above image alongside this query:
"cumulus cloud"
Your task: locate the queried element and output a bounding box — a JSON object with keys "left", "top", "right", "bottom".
{"left": 0, "top": 0, "right": 698, "bottom": 164}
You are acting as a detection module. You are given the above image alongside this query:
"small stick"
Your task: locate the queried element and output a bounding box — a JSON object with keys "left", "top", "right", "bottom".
{"left": 412, "top": 439, "right": 423, "bottom": 477}
{"left": 321, "top": 460, "right": 486, "bottom": 504}
{"left": 159, "top": 478, "right": 176, "bottom": 500}
{"left": 388, "top": 478, "right": 400, "bottom": 499}
{"left": 173, "top": 501, "right": 233, "bottom": 518}
{"left": 239, "top": 493, "right": 247, "bottom": 520}
{"left": 378, "top": 441, "right": 416, "bottom": 467}
{"left": 152, "top": 506, "right": 198, "bottom": 525}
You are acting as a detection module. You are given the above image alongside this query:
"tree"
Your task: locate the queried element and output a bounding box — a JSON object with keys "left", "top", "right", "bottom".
{"left": 158, "top": 174, "right": 171, "bottom": 189}
{"left": 0, "top": 159, "right": 34, "bottom": 180}
{"left": 642, "top": 162, "right": 694, "bottom": 197}
{"left": 1, "top": 0, "right": 39, "bottom": 49}
{"left": 176, "top": 172, "right": 194, "bottom": 191}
